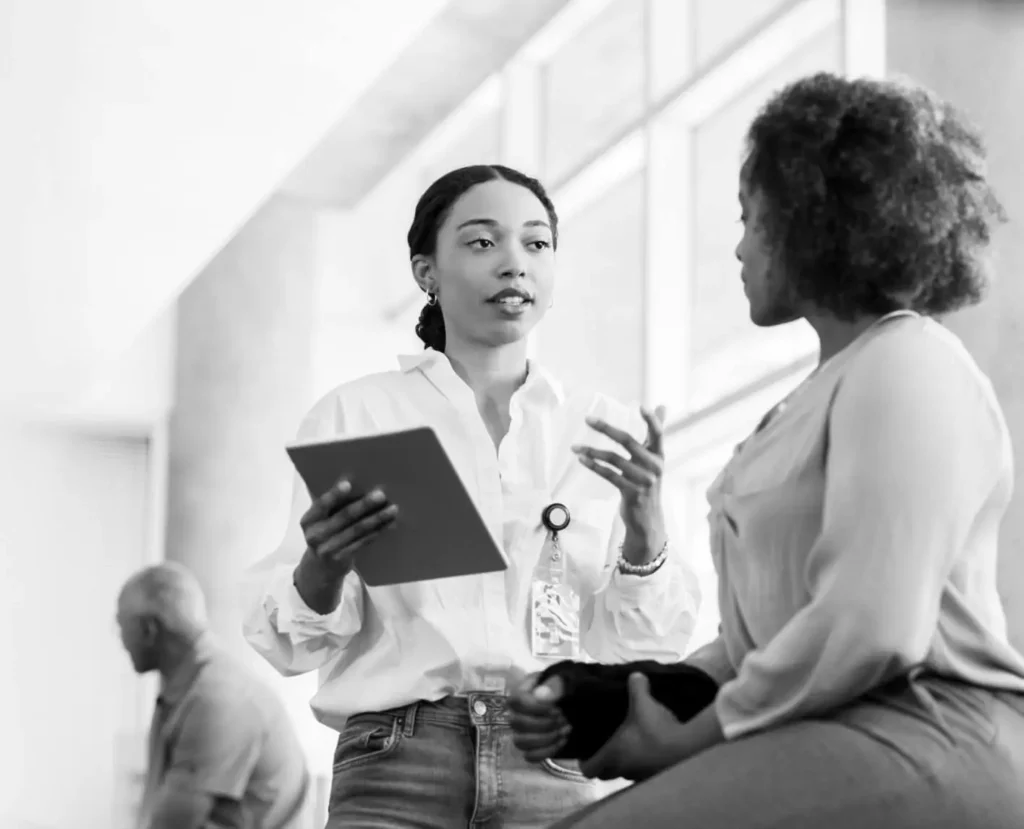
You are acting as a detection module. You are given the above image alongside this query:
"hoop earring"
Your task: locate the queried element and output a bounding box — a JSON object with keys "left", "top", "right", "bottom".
{"left": 426, "top": 292, "right": 438, "bottom": 306}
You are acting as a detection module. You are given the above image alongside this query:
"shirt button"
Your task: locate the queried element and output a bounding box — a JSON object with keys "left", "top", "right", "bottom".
{"left": 473, "top": 700, "right": 487, "bottom": 717}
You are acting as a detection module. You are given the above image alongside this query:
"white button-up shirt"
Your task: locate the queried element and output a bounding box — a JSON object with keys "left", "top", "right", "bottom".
{"left": 242, "top": 349, "right": 701, "bottom": 732}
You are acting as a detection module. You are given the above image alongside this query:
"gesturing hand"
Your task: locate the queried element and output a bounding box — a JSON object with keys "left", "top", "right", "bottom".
{"left": 300, "top": 478, "right": 398, "bottom": 577}
{"left": 580, "top": 672, "right": 682, "bottom": 782}
{"left": 572, "top": 405, "right": 668, "bottom": 556}
{"left": 509, "top": 674, "right": 572, "bottom": 763}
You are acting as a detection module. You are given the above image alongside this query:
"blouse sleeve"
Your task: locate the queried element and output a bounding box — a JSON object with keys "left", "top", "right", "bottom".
{"left": 240, "top": 394, "right": 366, "bottom": 677}
{"left": 715, "top": 325, "right": 1007, "bottom": 739}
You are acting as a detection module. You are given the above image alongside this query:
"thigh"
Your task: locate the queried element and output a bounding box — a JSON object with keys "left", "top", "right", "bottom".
{"left": 326, "top": 705, "right": 475, "bottom": 829}
{"left": 495, "top": 732, "right": 621, "bottom": 829}
{"left": 555, "top": 682, "right": 1024, "bottom": 829}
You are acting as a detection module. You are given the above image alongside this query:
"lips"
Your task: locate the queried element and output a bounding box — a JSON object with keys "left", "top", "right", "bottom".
{"left": 487, "top": 287, "right": 534, "bottom": 305}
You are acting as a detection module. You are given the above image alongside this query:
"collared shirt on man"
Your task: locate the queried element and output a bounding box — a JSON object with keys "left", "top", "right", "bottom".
{"left": 140, "top": 634, "right": 309, "bottom": 829}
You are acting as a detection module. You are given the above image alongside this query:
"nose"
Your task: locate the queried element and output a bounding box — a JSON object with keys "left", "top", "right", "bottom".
{"left": 498, "top": 241, "right": 528, "bottom": 278}
{"left": 734, "top": 238, "right": 743, "bottom": 263}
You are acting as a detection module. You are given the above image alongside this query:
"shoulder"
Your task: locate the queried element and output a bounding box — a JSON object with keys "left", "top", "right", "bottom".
{"left": 186, "top": 654, "right": 278, "bottom": 727}
{"left": 839, "top": 317, "right": 1006, "bottom": 435}
{"left": 849, "top": 318, "right": 996, "bottom": 401}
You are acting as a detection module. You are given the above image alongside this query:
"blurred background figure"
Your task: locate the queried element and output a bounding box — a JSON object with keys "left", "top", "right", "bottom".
{"left": 117, "top": 563, "right": 309, "bottom": 829}
{"left": 3, "top": 1, "right": 1024, "bottom": 827}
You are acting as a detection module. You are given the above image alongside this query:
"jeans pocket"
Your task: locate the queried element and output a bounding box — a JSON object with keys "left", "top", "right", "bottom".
{"left": 540, "top": 758, "right": 591, "bottom": 783}
{"left": 332, "top": 714, "right": 402, "bottom": 773}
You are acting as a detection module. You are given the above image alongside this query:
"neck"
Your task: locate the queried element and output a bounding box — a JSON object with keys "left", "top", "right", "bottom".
{"left": 806, "top": 312, "right": 889, "bottom": 365}
{"left": 443, "top": 337, "right": 530, "bottom": 402}
{"left": 157, "top": 628, "right": 203, "bottom": 681}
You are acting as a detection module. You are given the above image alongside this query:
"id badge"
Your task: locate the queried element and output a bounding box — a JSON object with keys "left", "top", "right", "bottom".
{"left": 530, "top": 520, "right": 580, "bottom": 659}
{"left": 530, "top": 578, "right": 580, "bottom": 659}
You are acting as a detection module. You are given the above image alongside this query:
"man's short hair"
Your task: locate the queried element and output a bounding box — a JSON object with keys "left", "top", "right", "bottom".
{"left": 121, "top": 562, "right": 208, "bottom": 635}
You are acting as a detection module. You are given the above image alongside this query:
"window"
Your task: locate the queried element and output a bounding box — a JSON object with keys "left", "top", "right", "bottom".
{"left": 417, "top": 109, "right": 502, "bottom": 191}
{"left": 685, "top": 20, "right": 840, "bottom": 411}
{"left": 693, "top": 0, "right": 794, "bottom": 68}
{"left": 540, "top": 0, "right": 645, "bottom": 183}
{"left": 535, "top": 165, "right": 646, "bottom": 402}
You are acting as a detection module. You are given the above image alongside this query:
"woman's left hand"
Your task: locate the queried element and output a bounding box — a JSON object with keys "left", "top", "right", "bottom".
{"left": 573, "top": 405, "right": 668, "bottom": 562}
{"left": 580, "top": 672, "right": 683, "bottom": 782}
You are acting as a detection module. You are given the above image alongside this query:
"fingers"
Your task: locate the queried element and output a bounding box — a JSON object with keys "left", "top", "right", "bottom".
{"left": 579, "top": 741, "right": 615, "bottom": 780}
{"left": 520, "top": 730, "right": 571, "bottom": 763}
{"left": 582, "top": 415, "right": 665, "bottom": 472}
{"left": 509, "top": 707, "right": 568, "bottom": 743}
{"left": 306, "top": 488, "right": 391, "bottom": 545}
{"left": 509, "top": 675, "right": 569, "bottom": 720}
{"left": 627, "top": 672, "right": 651, "bottom": 711}
{"left": 532, "top": 675, "right": 565, "bottom": 704}
{"left": 303, "top": 485, "right": 398, "bottom": 565}
{"left": 510, "top": 675, "right": 570, "bottom": 761}
{"left": 572, "top": 447, "right": 659, "bottom": 487}
{"left": 573, "top": 450, "right": 658, "bottom": 495}
{"left": 511, "top": 707, "right": 571, "bottom": 762}
{"left": 585, "top": 416, "right": 645, "bottom": 457}
{"left": 510, "top": 676, "right": 565, "bottom": 714}
{"left": 641, "top": 405, "right": 667, "bottom": 457}
{"left": 299, "top": 477, "right": 358, "bottom": 530}
{"left": 316, "top": 505, "right": 398, "bottom": 559}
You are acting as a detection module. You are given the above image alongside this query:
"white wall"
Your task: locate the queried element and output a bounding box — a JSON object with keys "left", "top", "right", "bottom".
{"left": 0, "top": 0, "right": 448, "bottom": 417}
{"left": 0, "top": 425, "right": 153, "bottom": 829}
{"left": 312, "top": 207, "right": 419, "bottom": 396}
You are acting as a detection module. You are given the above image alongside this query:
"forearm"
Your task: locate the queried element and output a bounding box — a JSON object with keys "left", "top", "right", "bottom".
{"left": 293, "top": 547, "right": 348, "bottom": 614}
{"left": 683, "top": 632, "right": 736, "bottom": 687}
{"left": 145, "top": 786, "right": 211, "bottom": 829}
{"left": 619, "top": 525, "right": 668, "bottom": 566}
{"left": 656, "top": 703, "right": 726, "bottom": 771}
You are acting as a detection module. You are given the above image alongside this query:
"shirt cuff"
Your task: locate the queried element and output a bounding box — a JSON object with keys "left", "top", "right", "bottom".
{"left": 607, "top": 549, "right": 675, "bottom": 603}
{"left": 265, "top": 566, "right": 350, "bottom": 633}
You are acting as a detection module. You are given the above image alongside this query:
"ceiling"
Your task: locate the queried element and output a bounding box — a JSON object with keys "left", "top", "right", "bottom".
{"left": 278, "top": 0, "right": 571, "bottom": 208}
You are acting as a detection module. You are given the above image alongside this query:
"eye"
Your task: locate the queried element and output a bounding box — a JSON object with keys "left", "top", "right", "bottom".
{"left": 738, "top": 213, "right": 747, "bottom": 224}
{"left": 527, "top": 240, "right": 552, "bottom": 251}
{"left": 468, "top": 238, "right": 495, "bottom": 249}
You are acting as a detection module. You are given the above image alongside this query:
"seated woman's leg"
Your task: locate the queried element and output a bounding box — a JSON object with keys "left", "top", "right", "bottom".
{"left": 553, "top": 677, "right": 1024, "bottom": 829}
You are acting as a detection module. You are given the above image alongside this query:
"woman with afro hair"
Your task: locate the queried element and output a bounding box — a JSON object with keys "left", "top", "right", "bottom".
{"left": 536, "top": 72, "right": 1024, "bottom": 828}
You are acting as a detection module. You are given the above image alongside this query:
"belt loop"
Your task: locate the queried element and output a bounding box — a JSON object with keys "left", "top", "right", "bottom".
{"left": 401, "top": 701, "right": 419, "bottom": 737}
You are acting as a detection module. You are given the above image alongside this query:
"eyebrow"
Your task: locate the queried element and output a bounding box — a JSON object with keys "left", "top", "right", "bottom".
{"left": 455, "top": 218, "right": 551, "bottom": 231}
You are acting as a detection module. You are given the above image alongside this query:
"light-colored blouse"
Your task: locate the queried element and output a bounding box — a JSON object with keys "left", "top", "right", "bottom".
{"left": 242, "top": 349, "right": 701, "bottom": 731}
{"left": 686, "top": 314, "right": 1024, "bottom": 740}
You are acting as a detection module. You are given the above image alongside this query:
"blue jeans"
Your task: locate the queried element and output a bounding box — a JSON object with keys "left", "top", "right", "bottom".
{"left": 326, "top": 693, "right": 611, "bottom": 828}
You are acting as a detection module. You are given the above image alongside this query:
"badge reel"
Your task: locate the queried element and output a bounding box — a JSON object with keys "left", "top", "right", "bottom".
{"left": 531, "top": 502, "right": 581, "bottom": 660}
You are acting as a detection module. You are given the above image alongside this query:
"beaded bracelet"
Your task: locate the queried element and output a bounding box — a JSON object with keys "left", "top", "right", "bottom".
{"left": 616, "top": 540, "right": 669, "bottom": 577}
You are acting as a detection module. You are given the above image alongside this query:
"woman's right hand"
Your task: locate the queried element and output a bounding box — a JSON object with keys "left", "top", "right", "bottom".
{"left": 301, "top": 478, "right": 398, "bottom": 576}
{"left": 293, "top": 478, "right": 398, "bottom": 612}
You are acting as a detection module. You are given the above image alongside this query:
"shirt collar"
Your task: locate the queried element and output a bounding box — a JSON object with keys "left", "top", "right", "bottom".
{"left": 157, "top": 632, "right": 217, "bottom": 708}
{"left": 397, "top": 348, "right": 564, "bottom": 409}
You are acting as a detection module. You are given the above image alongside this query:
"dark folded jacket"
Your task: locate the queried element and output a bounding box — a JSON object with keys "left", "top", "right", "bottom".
{"left": 536, "top": 659, "right": 719, "bottom": 760}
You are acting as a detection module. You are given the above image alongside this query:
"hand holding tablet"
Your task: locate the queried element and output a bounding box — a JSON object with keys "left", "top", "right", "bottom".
{"left": 299, "top": 478, "right": 399, "bottom": 578}
{"left": 286, "top": 426, "right": 509, "bottom": 587}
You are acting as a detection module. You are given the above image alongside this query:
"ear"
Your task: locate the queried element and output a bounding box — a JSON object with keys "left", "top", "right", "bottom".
{"left": 140, "top": 615, "right": 161, "bottom": 645}
{"left": 411, "top": 255, "right": 436, "bottom": 297}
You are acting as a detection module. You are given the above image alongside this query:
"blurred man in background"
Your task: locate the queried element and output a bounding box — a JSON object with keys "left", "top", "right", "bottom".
{"left": 117, "top": 563, "right": 309, "bottom": 829}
